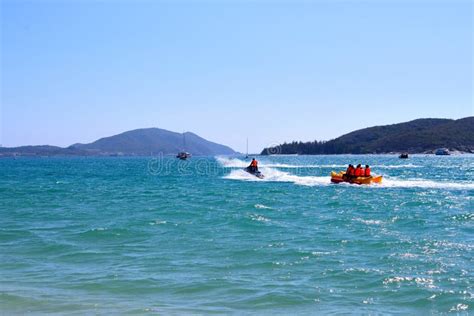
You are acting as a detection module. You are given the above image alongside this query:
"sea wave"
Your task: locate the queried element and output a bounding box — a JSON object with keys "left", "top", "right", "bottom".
{"left": 255, "top": 204, "right": 272, "bottom": 209}
{"left": 383, "top": 276, "right": 436, "bottom": 288}
{"left": 352, "top": 218, "right": 383, "bottom": 225}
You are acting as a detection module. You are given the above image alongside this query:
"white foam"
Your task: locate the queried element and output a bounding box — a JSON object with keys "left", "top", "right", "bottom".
{"left": 150, "top": 220, "right": 167, "bottom": 225}
{"left": 312, "top": 251, "right": 337, "bottom": 256}
{"left": 216, "top": 157, "right": 424, "bottom": 170}
{"left": 92, "top": 227, "right": 107, "bottom": 231}
{"left": 218, "top": 157, "right": 473, "bottom": 190}
{"left": 215, "top": 157, "right": 248, "bottom": 168}
{"left": 249, "top": 214, "right": 270, "bottom": 222}
{"left": 450, "top": 304, "right": 469, "bottom": 312}
{"left": 383, "top": 276, "right": 435, "bottom": 288}
{"left": 353, "top": 218, "right": 383, "bottom": 225}
{"left": 381, "top": 177, "right": 474, "bottom": 190}
{"left": 224, "top": 170, "right": 474, "bottom": 189}
{"left": 215, "top": 157, "right": 342, "bottom": 169}
{"left": 224, "top": 167, "right": 330, "bottom": 187}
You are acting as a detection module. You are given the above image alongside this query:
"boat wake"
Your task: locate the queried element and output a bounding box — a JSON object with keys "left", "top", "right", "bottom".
{"left": 217, "top": 157, "right": 473, "bottom": 190}
{"left": 382, "top": 178, "right": 474, "bottom": 190}
{"left": 216, "top": 157, "right": 249, "bottom": 168}
{"left": 215, "top": 156, "right": 326, "bottom": 169}
{"left": 224, "top": 167, "right": 330, "bottom": 186}
{"left": 217, "top": 157, "right": 329, "bottom": 186}
{"left": 215, "top": 157, "right": 422, "bottom": 169}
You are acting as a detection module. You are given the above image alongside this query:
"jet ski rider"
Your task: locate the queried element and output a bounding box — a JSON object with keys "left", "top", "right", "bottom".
{"left": 248, "top": 158, "right": 259, "bottom": 172}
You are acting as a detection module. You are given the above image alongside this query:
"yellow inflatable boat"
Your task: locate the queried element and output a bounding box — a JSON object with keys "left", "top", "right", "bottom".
{"left": 330, "top": 171, "right": 383, "bottom": 185}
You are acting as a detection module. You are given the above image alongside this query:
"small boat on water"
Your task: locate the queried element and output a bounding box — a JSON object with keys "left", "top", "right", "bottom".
{"left": 177, "top": 132, "right": 191, "bottom": 160}
{"left": 330, "top": 171, "right": 382, "bottom": 185}
{"left": 399, "top": 153, "right": 409, "bottom": 159}
{"left": 176, "top": 152, "right": 191, "bottom": 160}
{"left": 435, "top": 148, "right": 450, "bottom": 156}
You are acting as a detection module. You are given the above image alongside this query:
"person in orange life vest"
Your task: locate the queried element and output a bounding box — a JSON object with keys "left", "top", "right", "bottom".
{"left": 364, "top": 165, "right": 371, "bottom": 177}
{"left": 345, "top": 164, "right": 354, "bottom": 179}
{"left": 249, "top": 158, "right": 259, "bottom": 172}
{"left": 354, "top": 164, "right": 363, "bottom": 177}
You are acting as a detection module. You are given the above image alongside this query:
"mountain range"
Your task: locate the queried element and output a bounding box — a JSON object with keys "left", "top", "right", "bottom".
{"left": 0, "top": 128, "right": 236, "bottom": 157}
{"left": 261, "top": 117, "right": 474, "bottom": 155}
{"left": 2, "top": 117, "right": 473, "bottom": 157}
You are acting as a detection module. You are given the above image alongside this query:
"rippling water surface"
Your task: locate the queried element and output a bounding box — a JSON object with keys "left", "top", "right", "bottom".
{"left": 1, "top": 155, "right": 472, "bottom": 314}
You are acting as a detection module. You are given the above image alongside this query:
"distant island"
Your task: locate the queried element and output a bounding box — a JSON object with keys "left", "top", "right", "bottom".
{"left": 0, "top": 128, "right": 236, "bottom": 157}
{"left": 261, "top": 117, "right": 474, "bottom": 155}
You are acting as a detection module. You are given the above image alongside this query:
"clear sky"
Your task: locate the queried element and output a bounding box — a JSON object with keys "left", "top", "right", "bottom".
{"left": 1, "top": 0, "right": 472, "bottom": 153}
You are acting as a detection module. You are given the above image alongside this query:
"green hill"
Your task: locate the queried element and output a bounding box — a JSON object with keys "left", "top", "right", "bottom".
{"left": 261, "top": 117, "right": 474, "bottom": 155}
{"left": 70, "top": 128, "right": 235, "bottom": 156}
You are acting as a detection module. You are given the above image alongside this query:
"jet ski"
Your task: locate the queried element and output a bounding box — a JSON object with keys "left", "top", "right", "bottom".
{"left": 244, "top": 167, "right": 264, "bottom": 179}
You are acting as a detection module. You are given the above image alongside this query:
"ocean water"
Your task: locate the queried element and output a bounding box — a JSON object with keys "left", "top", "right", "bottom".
{"left": 1, "top": 155, "right": 472, "bottom": 314}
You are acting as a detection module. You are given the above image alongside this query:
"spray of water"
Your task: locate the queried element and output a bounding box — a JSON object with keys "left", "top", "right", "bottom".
{"left": 216, "top": 157, "right": 473, "bottom": 190}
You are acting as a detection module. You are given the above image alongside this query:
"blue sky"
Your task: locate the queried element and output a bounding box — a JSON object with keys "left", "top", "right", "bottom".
{"left": 1, "top": 0, "right": 472, "bottom": 152}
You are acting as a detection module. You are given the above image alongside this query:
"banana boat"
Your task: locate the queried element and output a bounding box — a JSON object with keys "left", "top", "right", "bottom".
{"left": 330, "top": 171, "right": 382, "bottom": 185}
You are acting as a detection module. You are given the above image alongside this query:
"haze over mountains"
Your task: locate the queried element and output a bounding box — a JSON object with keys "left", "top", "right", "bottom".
{"left": 0, "top": 128, "right": 236, "bottom": 157}
{"left": 1, "top": 118, "right": 473, "bottom": 157}
{"left": 262, "top": 117, "right": 474, "bottom": 155}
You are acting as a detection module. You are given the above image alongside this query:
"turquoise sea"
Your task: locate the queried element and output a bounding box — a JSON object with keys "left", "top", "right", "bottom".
{"left": 1, "top": 155, "right": 473, "bottom": 314}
